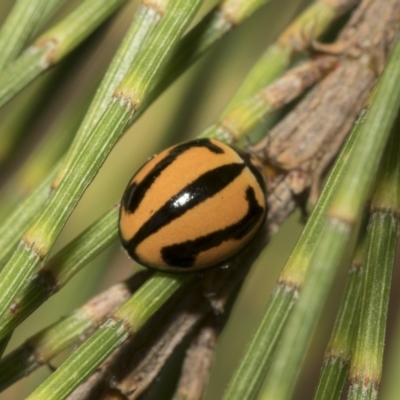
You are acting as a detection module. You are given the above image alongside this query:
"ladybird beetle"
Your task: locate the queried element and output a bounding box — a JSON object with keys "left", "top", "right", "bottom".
{"left": 119, "top": 138, "right": 267, "bottom": 273}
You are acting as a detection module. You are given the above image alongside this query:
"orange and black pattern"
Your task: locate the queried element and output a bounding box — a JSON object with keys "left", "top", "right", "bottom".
{"left": 119, "top": 138, "right": 267, "bottom": 272}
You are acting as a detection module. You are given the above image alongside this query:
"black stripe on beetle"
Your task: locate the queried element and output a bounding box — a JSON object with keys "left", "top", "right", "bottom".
{"left": 124, "top": 162, "right": 246, "bottom": 253}
{"left": 161, "top": 186, "right": 264, "bottom": 268}
{"left": 123, "top": 139, "right": 224, "bottom": 214}
{"left": 234, "top": 148, "right": 267, "bottom": 195}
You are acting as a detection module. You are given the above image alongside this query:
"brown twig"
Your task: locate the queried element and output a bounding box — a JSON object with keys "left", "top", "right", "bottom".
{"left": 172, "top": 316, "right": 222, "bottom": 400}
{"left": 256, "top": 0, "right": 400, "bottom": 204}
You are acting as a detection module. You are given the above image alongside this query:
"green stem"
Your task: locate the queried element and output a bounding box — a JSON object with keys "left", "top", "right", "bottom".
{"left": 0, "top": 0, "right": 49, "bottom": 70}
{"left": 223, "top": 0, "right": 359, "bottom": 113}
{"left": 0, "top": 0, "right": 164, "bottom": 266}
{"left": 142, "top": 0, "right": 268, "bottom": 110}
{"left": 222, "top": 111, "right": 359, "bottom": 400}
{"left": 0, "top": 103, "right": 131, "bottom": 336}
{"left": 0, "top": 168, "right": 57, "bottom": 268}
{"left": 201, "top": 56, "right": 335, "bottom": 143}
{"left": 0, "top": 0, "right": 202, "bottom": 341}
{"left": 347, "top": 122, "right": 400, "bottom": 400}
{"left": 257, "top": 34, "right": 400, "bottom": 400}
{"left": 0, "top": 0, "right": 128, "bottom": 109}
{"left": 54, "top": 0, "right": 164, "bottom": 187}
{"left": 0, "top": 271, "right": 151, "bottom": 392}
{"left": 0, "top": 208, "right": 118, "bottom": 339}
{"left": 26, "top": 273, "right": 184, "bottom": 400}
{"left": 313, "top": 234, "right": 365, "bottom": 400}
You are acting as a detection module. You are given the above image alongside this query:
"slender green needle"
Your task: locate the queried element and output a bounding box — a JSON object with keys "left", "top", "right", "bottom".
{"left": 0, "top": 7, "right": 323, "bottom": 391}
{"left": 257, "top": 34, "right": 400, "bottom": 400}
{"left": 347, "top": 124, "right": 400, "bottom": 400}
{"left": 0, "top": 2, "right": 356, "bottom": 396}
{"left": 0, "top": 4, "right": 278, "bottom": 392}
{"left": 0, "top": 0, "right": 48, "bottom": 71}
{"left": 202, "top": 57, "right": 335, "bottom": 143}
{"left": 0, "top": 208, "right": 118, "bottom": 339}
{"left": 0, "top": 168, "right": 57, "bottom": 268}
{"left": 0, "top": 102, "right": 130, "bottom": 332}
{"left": 0, "top": 0, "right": 128, "bottom": 109}
{"left": 0, "top": 2, "right": 296, "bottom": 394}
{"left": 55, "top": 0, "right": 165, "bottom": 185}
{"left": 0, "top": 271, "right": 151, "bottom": 392}
{"left": 222, "top": 107, "right": 359, "bottom": 400}
{"left": 223, "top": 0, "right": 357, "bottom": 113}
{"left": 26, "top": 273, "right": 185, "bottom": 400}
{"left": 0, "top": 0, "right": 163, "bottom": 268}
{"left": 0, "top": 0, "right": 202, "bottom": 343}
{"left": 141, "top": 0, "right": 269, "bottom": 110}
{"left": 313, "top": 233, "right": 365, "bottom": 400}
{"left": 0, "top": 3, "right": 355, "bottom": 396}
{"left": 0, "top": 89, "right": 89, "bottom": 223}
{"left": 0, "top": 46, "right": 48, "bottom": 107}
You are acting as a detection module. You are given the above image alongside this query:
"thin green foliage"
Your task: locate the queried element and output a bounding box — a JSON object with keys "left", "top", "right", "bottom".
{"left": 55, "top": 0, "right": 166, "bottom": 185}
{"left": 223, "top": 0, "right": 356, "bottom": 113}
{"left": 347, "top": 121, "right": 400, "bottom": 400}
{"left": 0, "top": 0, "right": 49, "bottom": 70}
{"left": 0, "top": 270, "right": 151, "bottom": 392}
{"left": 0, "top": 89, "right": 90, "bottom": 223}
{"left": 0, "top": 0, "right": 128, "bottom": 108}
{"left": 0, "top": 208, "right": 118, "bottom": 339}
{"left": 0, "top": 0, "right": 165, "bottom": 268}
{"left": 0, "top": 169, "right": 57, "bottom": 268}
{"left": 0, "top": 1, "right": 399, "bottom": 399}
{"left": 26, "top": 272, "right": 185, "bottom": 400}
{"left": 313, "top": 233, "right": 365, "bottom": 400}
{"left": 0, "top": 0, "right": 201, "bottom": 341}
{"left": 0, "top": 0, "right": 267, "bottom": 285}
{"left": 0, "top": 0, "right": 270, "bottom": 348}
{"left": 222, "top": 108, "right": 359, "bottom": 400}
{"left": 257, "top": 34, "right": 400, "bottom": 400}
{"left": 0, "top": 9, "right": 323, "bottom": 388}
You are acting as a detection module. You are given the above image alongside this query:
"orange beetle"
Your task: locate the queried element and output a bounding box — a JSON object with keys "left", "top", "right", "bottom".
{"left": 119, "top": 138, "right": 267, "bottom": 272}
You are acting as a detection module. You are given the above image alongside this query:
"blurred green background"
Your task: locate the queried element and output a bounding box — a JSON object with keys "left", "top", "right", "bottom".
{"left": 0, "top": 0, "right": 399, "bottom": 399}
